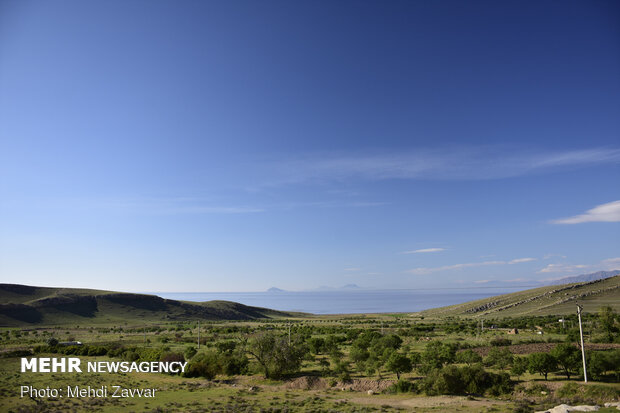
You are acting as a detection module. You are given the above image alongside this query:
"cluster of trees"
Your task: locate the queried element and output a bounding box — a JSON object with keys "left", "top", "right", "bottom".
{"left": 24, "top": 306, "right": 618, "bottom": 398}
{"left": 515, "top": 345, "right": 620, "bottom": 381}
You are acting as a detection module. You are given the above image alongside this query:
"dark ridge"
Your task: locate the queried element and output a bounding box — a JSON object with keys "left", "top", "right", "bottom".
{"left": 0, "top": 283, "right": 301, "bottom": 326}
{"left": 30, "top": 295, "right": 98, "bottom": 317}
{"left": 0, "top": 284, "right": 37, "bottom": 295}
{"left": 0, "top": 303, "right": 42, "bottom": 323}
{"left": 99, "top": 293, "right": 168, "bottom": 311}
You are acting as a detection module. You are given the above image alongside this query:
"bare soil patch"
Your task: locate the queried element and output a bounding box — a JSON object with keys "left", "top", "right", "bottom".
{"left": 283, "top": 376, "right": 395, "bottom": 392}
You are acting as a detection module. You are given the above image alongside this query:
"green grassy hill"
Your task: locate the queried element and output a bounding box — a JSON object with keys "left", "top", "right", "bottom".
{"left": 419, "top": 275, "right": 620, "bottom": 319}
{"left": 0, "top": 284, "right": 299, "bottom": 326}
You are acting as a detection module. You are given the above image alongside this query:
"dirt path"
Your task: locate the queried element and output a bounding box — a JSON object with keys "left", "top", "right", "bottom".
{"left": 345, "top": 394, "right": 509, "bottom": 410}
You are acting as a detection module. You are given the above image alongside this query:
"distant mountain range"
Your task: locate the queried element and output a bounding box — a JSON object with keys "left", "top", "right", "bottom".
{"left": 267, "top": 284, "right": 362, "bottom": 292}
{"left": 547, "top": 270, "right": 620, "bottom": 285}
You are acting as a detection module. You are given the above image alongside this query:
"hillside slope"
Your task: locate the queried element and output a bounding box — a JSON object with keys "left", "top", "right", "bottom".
{"left": 0, "top": 284, "right": 299, "bottom": 326}
{"left": 420, "top": 275, "right": 620, "bottom": 319}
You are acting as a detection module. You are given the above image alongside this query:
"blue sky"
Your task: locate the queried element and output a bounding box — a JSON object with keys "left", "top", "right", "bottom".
{"left": 0, "top": 0, "right": 618, "bottom": 292}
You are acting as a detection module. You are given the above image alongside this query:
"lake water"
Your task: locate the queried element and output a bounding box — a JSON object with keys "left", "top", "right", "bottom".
{"left": 154, "top": 288, "right": 524, "bottom": 314}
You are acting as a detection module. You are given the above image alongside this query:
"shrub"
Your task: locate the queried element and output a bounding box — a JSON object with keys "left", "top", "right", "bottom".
{"left": 184, "top": 346, "right": 197, "bottom": 360}
{"left": 184, "top": 351, "right": 221, "bottom": 380}
{"left": 490, "top": 337, "right": 511, "bottom": 347}
{"left": 582, "top": 384, "right": 620, "bottom": 403}
{"left": 160, "top": 351, "right": 185, "bottom": 364}
{"left": 556, "top": 382, "right": 580, "bottom": 399}
{"left": 387, "top": 379, "right": 414, "bottom": 394}
{"left": 221, "top": 352, "right": 249, "bottom": 376}
{"left": 418, "top": 365, "right": 512, "bottom": 396}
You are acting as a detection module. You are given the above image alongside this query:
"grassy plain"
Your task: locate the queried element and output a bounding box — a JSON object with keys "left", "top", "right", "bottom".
{"left": 1, "top": 279, "right": 619, "bottom": 412}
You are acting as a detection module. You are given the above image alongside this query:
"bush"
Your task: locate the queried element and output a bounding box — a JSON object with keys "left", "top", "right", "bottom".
{"left": 184, "top": 346, "right": 197, "bottom": 360}
{"left": 556, "top": 382, "right": 580, "bottom": 399}
{"left": 386, "top": 379, "right": 414, "bottom": 394}
{"left": 582, "top": 384, "right": 620, "bottom": 403}
{"left": 0, "top": 349, "right": 32, "bottom": 358}
{"left": 418, "top": 365, "right": 512, "bottom": 396}
{"left": 184, "top": 351, "right": 221, "bottom": 380}
{"left": 160, "top": 351, "right": 185, "bottom": 363}
{"left": 490, "top": 337, "right": 511, "bottom": 347}
{"left": 587, "top": 349, "right": 620, "bottom": 381}
{"left": 221, "top": 352, "right": 249, "bottom": 376}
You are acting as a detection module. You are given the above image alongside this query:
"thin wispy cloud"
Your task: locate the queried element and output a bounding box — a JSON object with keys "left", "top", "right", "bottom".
{"left": 49, "top": 197, "right": 265, "bottom": 215}
{"left": 402, "top": 247, "right": 446, "bottom": 254}
{"left": 551, "top": 200, "right": 620, "bottom": 224}
{"left": 407, "top": 257, "right": 534, "bottom": 275}
{"left": 537, "top": 263, "right": 588, "bottom": 274}
{"left": 508, "top": 257, "right": 537, "bottom": 264}
{"left": 38, "top": 197, "right": 387, "bottom": 215}
{"left": 263, "top": 147, "right": 620, "bottom": 186}
{"left": 543, "top": 253, "right": 567, "bottom": 260}
{"left": 602, "top": 257, "right": 620, "bottom": 267}
{"left": 537, "top": 257, "right": 620, "bottom": 274}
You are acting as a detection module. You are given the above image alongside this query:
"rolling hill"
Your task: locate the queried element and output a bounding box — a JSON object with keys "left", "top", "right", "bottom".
{"left": 419, "top": 275, "right": 620, "bottom": 319}
{"left": 0, "top": 284, "right": 299, "bottom": 327}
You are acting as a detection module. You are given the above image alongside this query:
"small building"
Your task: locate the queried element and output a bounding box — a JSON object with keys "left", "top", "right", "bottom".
{"left": 507, "top": 328, "right": 519, "bottom": 335}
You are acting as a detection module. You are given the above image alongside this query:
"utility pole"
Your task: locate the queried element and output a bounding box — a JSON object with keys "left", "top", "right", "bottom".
{"left": 381, "top": 320, "right": 384, "bottom": 335}
{"left": 144, "top": 326, "right": 147, "bottom": 346}
{"left": 481, "top": 319, "right": 484, "bottom": 332}
{"left": 288, "top": 322, "right": 291, "bottom": 346}
{"left": 197, "top": 321, "right": 201, "bottom": 350}
{"left": 577, "top": 304, "right": 587, "bottom": 383}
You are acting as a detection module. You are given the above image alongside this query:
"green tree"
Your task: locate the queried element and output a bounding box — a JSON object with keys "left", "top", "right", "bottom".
{"left": 385, "top": 352, "right": 412, "bottom": 379}
{"left": 308, "top": 337, "right": 325, "bottom": 355}
{"left": 598, "top": 306, "right": 618, "bottom": 343}
{"left": 528, "top": 353, "right": 557, "bottom": 380}
{"left": 420, "top": 341, "right": 456, "bottom": 373}
{"left": 551, "top": 343, "right": 580, "bottom": 380}
{"left": 485, "top": 348, "right": 513, "bottom": 370}
{"left": 510, "top": 356, "right": 527, "bottom": 379}
{"left": 456, "top": 349, "right": 482, "bottom": 366}
{"left": 410, "top": 352, "right": 422, "bottom": 370}
{"left": 247, "top": 332, "right": 308, "bottom": 379}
